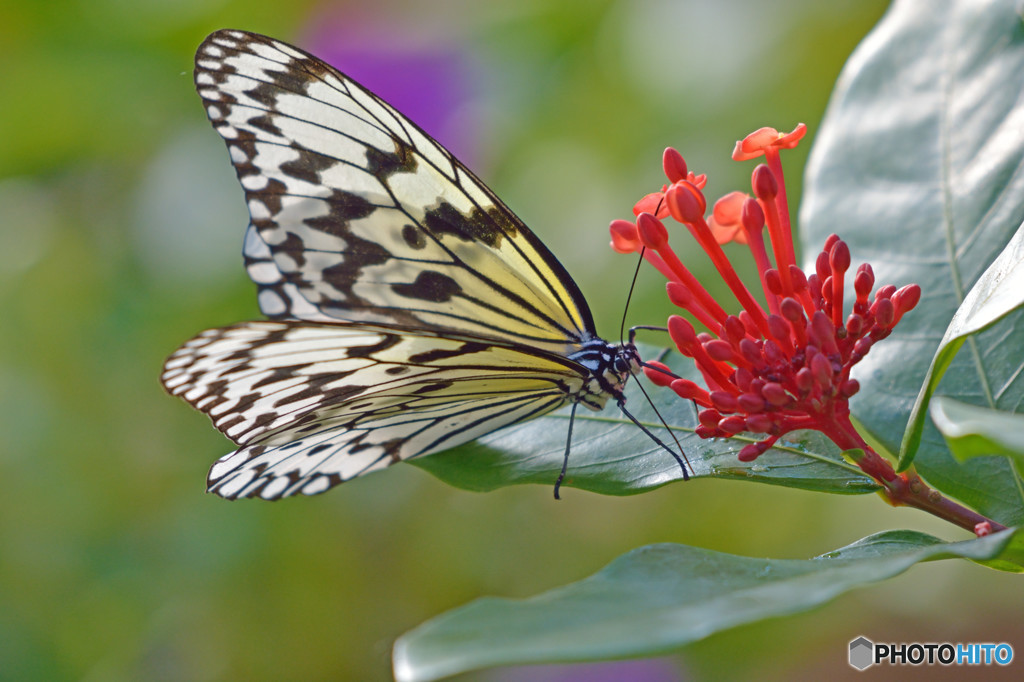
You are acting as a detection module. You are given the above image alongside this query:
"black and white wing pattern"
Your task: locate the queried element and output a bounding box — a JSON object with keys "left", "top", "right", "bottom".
{"left": 163, "top": 29, "right": 640, "bottom": 500}
{"left": 194, "top": 29, "right": 596, "bottom": 355}
{"left": 162, "top": 322, "right": 609, "bottom": 499}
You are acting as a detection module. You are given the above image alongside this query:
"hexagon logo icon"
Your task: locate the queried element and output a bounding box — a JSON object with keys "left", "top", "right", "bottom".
{"left": 849, "top": 636, "right": 874, "bottom": 670}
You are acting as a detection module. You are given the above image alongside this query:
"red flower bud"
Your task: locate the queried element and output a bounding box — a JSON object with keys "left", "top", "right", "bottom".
{"left": 762, "top": 339, "right": 786, "bottom": 365}
{"left": 845, "top": 313, "right": 864, "bottom": 338}
{"left": 699, "top": 409, "right": 723, "bottom": 428}
{"left": 666, "top": 182, "right": 706, "bottom": 224}
{"left": 795, "top": 367, "right": 815, "bottom": 392}
{"left": 670, "top": 379, "right": 711, "bottom": 405}
{"left": 780, "top": 297, "right": 804, "bottom": 322}
{"left": 710, "top": 391, "right": 739, "bottom": 413}
{"left": 662, "top": 147, "right": 688, "bottom": 183}
{"left": 829, "top": 239, "right": 851, "bottom": 274}
{"left": 741, "top": 197, "right": 765, "bottom": 232}
{"left": 739, "top": 338, "right": 761, "bottom": 364}
{"left": 752, "top": 164, "right": 778, "bottom": 200}
{"left": 722, "top": 315, "right": 747, "bottom": 345}
{"left": 788, "top": 265, "right": 807, "bottom": 292}
{"left": 734, "top": 367, "right": 754, "bottom": 390}
{"left": 745, "top": 414, "right": 775, "bottom": 433}
{"left": 892, "top": 284, "right": 921, "bottom": 320}
{"left": 855, "top": 264, "right": 874, "bottom": 298}
{"left": 704, "top": 339, "right": 736, "bottom": 362}
{"left": 808, "top": 311, "right": 839, "bottom": 355}
{"left": 738, "top": 441, "right": 769, "bottom": 461}
{"left": 840, "top": 379, "right": 860, "bottom": 398}
{"left": 811, "top": 353, "right": 833, "bottom": 387}
{"left": 761, "top": 382, "right": 790, "bottom": 406}
{"left": 875, "top": 284, "right": 897, "bottom": 300}
{"left": 816, "top": 251, "right": 831, "bottom": 282}
{"left": 872, "top": 298, "right": 895, "bottom": 328}
{"left": 767, "top": 314, "right": 791, "bottom": 344}
{"left": 666, "top": 281, "right": 692, "bottom": 309}
{"left": 668, "top": 315, "right": 698, "bottom": 351}
{"left": 609, "top": 219, "right": 640, "bottom": 254}
{"left": 642, "top": 361, "right": 676, "bottom": 387}
{"left": 636, "top": 212, "right": 668, "bottom": 249}
{"left": 718, "top": 416, "right": 747, "bottom": 434}
{"left": 738, "top": 392, "right": 766, "bottom": 413}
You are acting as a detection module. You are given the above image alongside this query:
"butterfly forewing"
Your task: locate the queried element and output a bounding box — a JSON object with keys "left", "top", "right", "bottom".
{"left": 195, "top": 29, "right": 596, "bottom": 354}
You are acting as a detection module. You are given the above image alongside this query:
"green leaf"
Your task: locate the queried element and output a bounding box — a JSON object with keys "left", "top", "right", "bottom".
{"left": 930, "top": 396, "right": 1024, "bottom": 471}
{"left": 411, "top": 343, "right": 877, "bottom": 496}
{"left": 901, "top": 223, "right": 1024, "bottom": 468}
{"left": 392, "top": 529, "right": 1022, "bottom": 682}
{"left": 800, "top": 0, "right": 1024, "bottom": 523}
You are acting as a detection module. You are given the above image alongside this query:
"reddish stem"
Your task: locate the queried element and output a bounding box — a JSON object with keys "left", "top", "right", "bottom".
{"left": 818, "top": 413, "right": 1006, "bottom": 535}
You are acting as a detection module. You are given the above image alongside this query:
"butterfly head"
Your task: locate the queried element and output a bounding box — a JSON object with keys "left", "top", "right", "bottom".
{"left": 568, "top": 337, "right": 641, "bottom": 410}
{"left": 613, "top": 342, "right": 642, "bottom": 377}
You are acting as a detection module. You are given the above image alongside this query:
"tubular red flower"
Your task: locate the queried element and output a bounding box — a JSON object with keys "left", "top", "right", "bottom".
{"left": 708, "top": 191, "right": 749, "bottom": 245}
{"left": 609, "top": 219, "right": 640, "bottom": 253}
{"left": 609, "top": 123, "right": 921, "bottom": 470}
{"left": 732, "top": 123, "right": 808, "bottom": 161}
{"left": 633, "top": 191, "right": 670, "bottom": 219}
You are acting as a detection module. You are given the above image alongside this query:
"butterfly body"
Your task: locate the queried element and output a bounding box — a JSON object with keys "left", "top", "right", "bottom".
{"left": 163, "top": 29, "right": 643, "bottom": 500}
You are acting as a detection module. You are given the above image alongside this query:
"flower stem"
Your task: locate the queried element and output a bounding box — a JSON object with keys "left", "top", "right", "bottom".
{"left": 824, "top": 414, "right": 1006, "bottom": 535}
{"left": 894, "top": 469, "right": 1007, "bottom": 534}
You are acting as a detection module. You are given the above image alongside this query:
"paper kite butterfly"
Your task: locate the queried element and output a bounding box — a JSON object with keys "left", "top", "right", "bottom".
{"left": 161, "top": 29, "right": 686, "bottom": 500}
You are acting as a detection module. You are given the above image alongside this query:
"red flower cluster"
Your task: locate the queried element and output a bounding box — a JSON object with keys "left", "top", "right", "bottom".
{"left": 609, "top": 125, "right": 921, "bottom": 463}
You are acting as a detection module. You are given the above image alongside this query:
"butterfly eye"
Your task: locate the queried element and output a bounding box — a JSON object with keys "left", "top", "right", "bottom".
{"left": 614, "top": 350, "right": 637, "bottom": 375}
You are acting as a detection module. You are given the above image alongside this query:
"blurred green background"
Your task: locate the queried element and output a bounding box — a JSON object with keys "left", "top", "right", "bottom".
{"left": 3, "top": 1, "right": 1021, "bottom": 680}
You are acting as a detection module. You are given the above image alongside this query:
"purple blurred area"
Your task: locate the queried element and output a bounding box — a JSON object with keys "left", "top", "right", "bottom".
{"left": 301, "top": 11, "right": 480, "bottom": 169}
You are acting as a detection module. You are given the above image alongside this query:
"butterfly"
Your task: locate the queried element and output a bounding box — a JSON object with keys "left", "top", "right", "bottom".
{"left": 162, "top": 29, "right": 686, "bottom": 500}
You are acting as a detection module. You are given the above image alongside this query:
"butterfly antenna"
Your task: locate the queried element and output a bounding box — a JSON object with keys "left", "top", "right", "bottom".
{"left": 619, "top": 247, "right": 647, "bottom": 345}
{"left": 553, "top": 401, "right": 580, "bottom": 499}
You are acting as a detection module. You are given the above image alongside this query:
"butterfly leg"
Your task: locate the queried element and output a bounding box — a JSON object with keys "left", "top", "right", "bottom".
{"left": 553, "top": 401, "right": 580, "bottom": 499}
{"left": 616, "top": 398, "right": 690, "bottom": 481}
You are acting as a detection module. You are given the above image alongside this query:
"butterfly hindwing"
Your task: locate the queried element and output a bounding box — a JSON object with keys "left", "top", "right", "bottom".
{"left": 194, "top": 29, "right": 597, "bottom": 354}
{"left": 162, "top": 321, "right": 587, "bottom": 499}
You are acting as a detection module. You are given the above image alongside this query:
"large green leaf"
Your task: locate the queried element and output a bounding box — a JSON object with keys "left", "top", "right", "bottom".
{"left": 931, "top": 396, "right": 1024, "bottom": 470}
{"left": 412, "top": 343, "right": 877, "bottom": 496}
{"left": 901, "top": 222, "right": 1024, "bottom": 467}
{"left": 392, "top": 528, "right": 1022, "bottom": 682}
{"left": 800, "top": 0, "right": 1024, "bottom": 524}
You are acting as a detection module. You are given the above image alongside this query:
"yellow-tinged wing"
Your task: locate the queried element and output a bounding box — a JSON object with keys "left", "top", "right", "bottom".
{"left": 195, "top": 29, "right": 596, "bottom": 355}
